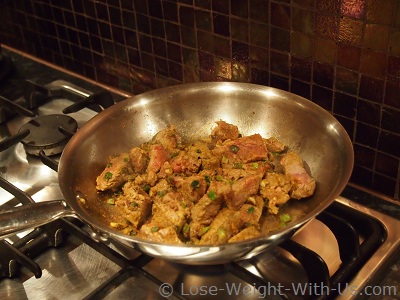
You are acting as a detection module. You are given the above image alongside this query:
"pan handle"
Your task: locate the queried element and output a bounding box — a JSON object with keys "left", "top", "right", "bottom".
{"left": 0, "top": 200, "right": 76, "bottom": 239}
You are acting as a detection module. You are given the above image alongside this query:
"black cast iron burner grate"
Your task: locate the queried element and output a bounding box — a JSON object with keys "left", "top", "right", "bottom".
{"left": 0, "top": 80, "right": 114, "bottom": 154}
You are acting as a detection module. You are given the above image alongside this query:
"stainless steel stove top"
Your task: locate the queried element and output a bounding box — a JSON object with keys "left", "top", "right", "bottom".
{"left": 1, "top": 48, "right": 400, "bottom": 300}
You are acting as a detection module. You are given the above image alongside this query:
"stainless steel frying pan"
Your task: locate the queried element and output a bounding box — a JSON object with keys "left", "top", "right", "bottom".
{"left": 0, "top": 82, "right": 354, "bottom": 264}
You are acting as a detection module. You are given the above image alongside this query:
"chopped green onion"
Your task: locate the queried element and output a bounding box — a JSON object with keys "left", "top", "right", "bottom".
{"left": 280, "top": 213, "right": 292, "bottom": 223}
{"left": 252, "top": 162, "right": 259, "bottom": 169}
{"left": 279, "top": 213, "right": 292, "bottom": 227}
{"left": 157, "top": 190, "right": 166, "bottom": 197}
{"left": 199, "top": 226, "right": 210, "bottom": 236}
{"left": 106, "top": 198, "right": 115, "bottom": 205}
{"left": 233, "top": 162, "right": 243, "bottom": 169}
{"left": 104, "top": 171, "right": 113, "bottom": 180}
{"left": 141, "top": 183, "right": 151, "bottom": 193}
{"left": 182, "top": 223, "right": 190, "bottom": 233}
{"left": 170, "top": 151, "right": 179, "bottom": 158}
{"left": 191, "top": 180, "right": 200, "bottom": 189}
{"left": 204, "top": 175, "right": 211, "bottom": 185}
{"left": 247, "top": 206, "right": 255, "bottom": 214}
{"left": 129, "top": 201, "right": 139, "bottom": 208}
{"left": 207, "top": 191, "right": 217, "bottom": 201}
{"left": 229, "top": 145, "right": 240, "bottom": 153}
{"left": 215, "top": 175, "right": 225, "bottom": 181}
{"left": 217, "top": 228, "right": 227, "bottom": 239}
{"left": 151, "top": 226, "right": 159, "bottom": 232}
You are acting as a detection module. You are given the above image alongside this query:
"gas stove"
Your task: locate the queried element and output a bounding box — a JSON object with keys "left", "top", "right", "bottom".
{"left": 0, "top": 46, "right": 400, "bottom": 300}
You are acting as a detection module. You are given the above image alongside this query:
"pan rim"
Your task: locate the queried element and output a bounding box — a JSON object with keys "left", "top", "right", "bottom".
{"left": 58, "top": 82, "right": 354, "bottom": 260}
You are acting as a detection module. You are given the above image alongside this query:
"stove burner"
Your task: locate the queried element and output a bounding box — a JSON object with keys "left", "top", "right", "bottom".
{"left": 0, "top": 54, "right": 14, "bottom": 82}
{"left": 18, "top": 114, "right": 77, "bottom": 156}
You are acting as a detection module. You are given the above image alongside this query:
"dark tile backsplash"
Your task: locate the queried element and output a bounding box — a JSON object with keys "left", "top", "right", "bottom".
{"left": 0, "top": 0, "right": 399, "bottom": 200}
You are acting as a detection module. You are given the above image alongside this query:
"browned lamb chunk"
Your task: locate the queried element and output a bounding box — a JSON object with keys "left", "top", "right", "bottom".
{"left": 138, "top": 225, "right": 184, "bottom": 244}
{"left": 260, "top": 172, "right": 292, "bottom": 214}
{"left": 149, "top": 179, "right": 173, "bottom": 198}
{"left": 280, "top": 151, "right": 316, "bottom": 199}
{"left": 170, "top": 149, "right": 201, "bottom": 175}
{"left": 264, "top": 137, "right": 287, "bottom": 153}
{"left": 147, "top": 191, "right": 193, "bottom": 232}
{"left": 152, "top": 125, "right": 182, "bottom": 151}
{"left": 212, "top": 134, "right": 268, "bottom": 167}
{"left": 217, "top": 168, "right": 262, "bottom": 181}
{"left": 187, "top": 141, "right": 221, "bottom": 170}
{"left": 147, "top": 144, "right": 170, "bottom": 173}
{"left": 198, "top": 208, "right": 244, "bottom": 245}
{"left": 129, "top": 147, "right": 149, "bottom": 173}
{"left": 229, "top": 226, "right": 261, "bottom": 243}
{"left": 227, "top": 173, "right": 263, "bottom": 210}
{"left": 96, "top": 153, "right": 133, "bottom": 191}
{"left": 189, "top": 180, "right": 232, "bottom": 240}
{"left": 210, "top": 120, "right": 240, "bottom": 142}
{"left": 239, "top": 195, "right": 264, "bottom": 226}
{"left": 174, "top": 175, "right": 208, "bottom": 203}
{"left": 133, "top": 170, "right": 158, "bottom": 190}
{"left": 114, "top": 181, "right": 152, "bottom": 228}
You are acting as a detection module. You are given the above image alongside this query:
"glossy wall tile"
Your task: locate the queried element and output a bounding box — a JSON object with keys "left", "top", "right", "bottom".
{"left": 0, "top": 0, "right": 399, "bottom": 200}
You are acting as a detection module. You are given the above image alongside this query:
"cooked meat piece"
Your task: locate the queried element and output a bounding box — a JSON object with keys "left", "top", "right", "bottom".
{"left": 147, "top": 144, "right": 170, "bottom": 173}
{"left": 97, "top": 120, "right": 317, "bottom": 245}
{"left": 152, "top": 125, "right": 182, "bottom": 151}
{"left": 239, "top": 195, "right": 264, "bottom": 226}
{"left": 149, "top": 179, "right": 172, "bottom": 198}
{"left": 198, "top": 208, "right": 244, "bottom": 245}
{"left": 217, "top": 167, "right": 263, "bottom": 181}
{"left": 210, "top": 120, "right": 240, "bottom": 142}
{"left": 114, "top": 181, "right": 152, "bottom": 228}
{"left": 212, "top": 163, "right": 271, "bottom": 185}
{"left": 158, "top": 161, "right": 172, "bottom": 178}
{"left": 213, "top": 134, "right": 268, "bottom": 167}
{"left": 170, "top": 149, "right": 201, "bottom": 175}
{"left": 188, "top": 141, "right": 221, "bottom": 170}
{"left": 240, "top": 161, "right": 273, "bottom": 173}
{"left": 260, "top": 172, "right": 292, "bottom": 214}
{"left": 138, "top": 225, "right": 184, "bottom": 244}
{"left": 189, "top": 180, "right": 231, "bottom": 240}
{"left": 280, "top": 151, "right": 316, "bottom": 199}
{"left": 96, "top": 153, "right": 133, "bottom": 191}
{"left": 229, "top": 226, "right": 261, "bottom": 243}
{"left": 173, "top": 175, "right": 208, "bottom": 203}
{"left": 227, "top": 173, "right": 263, "bottom": 210}
{"left": 264, "top": 137, "right": 286, "bottom": 153}
{"left": 129, "top": 147, "right": 149, "bottom": 173}
{"left": 150, "top": 191, "right": 192, "bottom": 232}
{"left": 134, "top": 170, "right": 158, "bottom": 190}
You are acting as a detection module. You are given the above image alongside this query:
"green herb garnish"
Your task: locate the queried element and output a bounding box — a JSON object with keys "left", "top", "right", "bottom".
{"left": 279, "top": 213, "right": 292, "bottom": 227}
{"left": 217, "top": 228, "right": 227, "bottom": 239}
{"left": 207, "top": 191, "right": 217, "bottom": 201}
{"left": 106, "top": 198, "right": 115, "bottom": 205}
{"left": 191, "top": 180, "right": 200, "bottom": 189}
{"left": 229, "top": 145, "right": 240, "bottom": 153}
